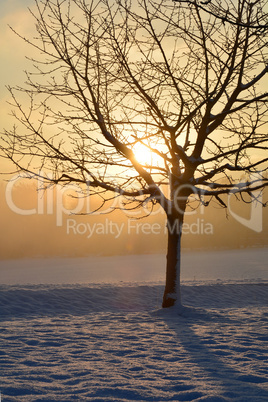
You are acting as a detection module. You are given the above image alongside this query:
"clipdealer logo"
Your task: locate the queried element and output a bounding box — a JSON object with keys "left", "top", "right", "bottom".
{"left": 228, "top": 193, "right": 263, "bottom": 233}
{"left": 4, "top": 171, "right": 264, "bottom": 233}
{"left": 227, "top": 173, "right": 264, "bottom": 233}
{"left": 66, "top": 217, "right": 214, "bottom": 238}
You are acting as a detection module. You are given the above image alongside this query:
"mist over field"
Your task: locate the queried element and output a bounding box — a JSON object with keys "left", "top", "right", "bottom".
{"left": 0, "top": 181, "right": 267, "bottom": 260}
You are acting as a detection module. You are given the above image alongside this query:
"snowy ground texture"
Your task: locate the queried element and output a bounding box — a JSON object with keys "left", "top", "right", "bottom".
{"left": 0, "top": 249, "right": 268, "bottom": 401}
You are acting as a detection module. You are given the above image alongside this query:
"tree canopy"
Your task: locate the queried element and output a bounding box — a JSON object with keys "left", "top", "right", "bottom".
{"left": 2, "top": 0, "right": 267, "bottom": 211}
{"left": 1, "top": 0, "right": 267, "bottom": 307}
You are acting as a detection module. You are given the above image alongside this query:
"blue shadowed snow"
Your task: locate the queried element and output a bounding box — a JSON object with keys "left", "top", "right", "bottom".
{"left": 0, "top": 250, "right": 268, "bottom": 401}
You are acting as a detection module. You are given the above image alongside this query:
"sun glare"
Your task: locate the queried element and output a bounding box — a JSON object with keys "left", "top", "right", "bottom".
{"left": 133, "top": 143, "right": 153, "bottom": 165}
{"left": 133, "top": 143, "right": 163, "bottom": 167}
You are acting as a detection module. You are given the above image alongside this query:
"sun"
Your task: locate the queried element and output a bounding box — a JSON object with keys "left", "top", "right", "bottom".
{"left": 132, "top": 143, "right": 155, "bottom": 166}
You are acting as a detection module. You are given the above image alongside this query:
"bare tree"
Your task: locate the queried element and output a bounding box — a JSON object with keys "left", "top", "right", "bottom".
{"left": 174, "top": 0, "right": 268, "bottom": 30}
{"left": 1, "top": 0, "right": 267, "bottom": 309}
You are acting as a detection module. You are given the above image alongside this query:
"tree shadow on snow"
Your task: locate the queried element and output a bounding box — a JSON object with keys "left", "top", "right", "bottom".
{"left": 153, "top": 304, "right": 268, "bottom": 400}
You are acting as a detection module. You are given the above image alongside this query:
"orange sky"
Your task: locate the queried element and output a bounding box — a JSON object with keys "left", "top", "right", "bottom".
{"left": 0, "top": 1, "right": 267, "bottom": 259}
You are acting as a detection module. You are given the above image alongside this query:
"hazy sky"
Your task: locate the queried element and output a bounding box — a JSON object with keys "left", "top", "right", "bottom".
{"left": 0, "top": 0, "right": 35, "bottom": 88}
{"left": 0, "top": 1, "right": 267, "bottom": 259}
{"left": 0, "top": 0, "right": 35, "bottom": 174}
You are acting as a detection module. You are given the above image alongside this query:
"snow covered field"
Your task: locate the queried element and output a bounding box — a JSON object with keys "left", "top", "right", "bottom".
{"left": 0, "top": 248, "right": 268, "bottom": 401}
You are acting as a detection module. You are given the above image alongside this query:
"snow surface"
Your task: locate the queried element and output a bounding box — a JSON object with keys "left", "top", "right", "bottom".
{"left": 0, "top": 248, "right": 268, "bottom": 401}
{"left": 1, "top": 248, "right": 267, "bottom": 286}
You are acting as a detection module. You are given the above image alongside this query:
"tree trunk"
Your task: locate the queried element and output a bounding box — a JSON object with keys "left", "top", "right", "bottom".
{"left": 162, "top": 214, "right": 183, "bottom": 308}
